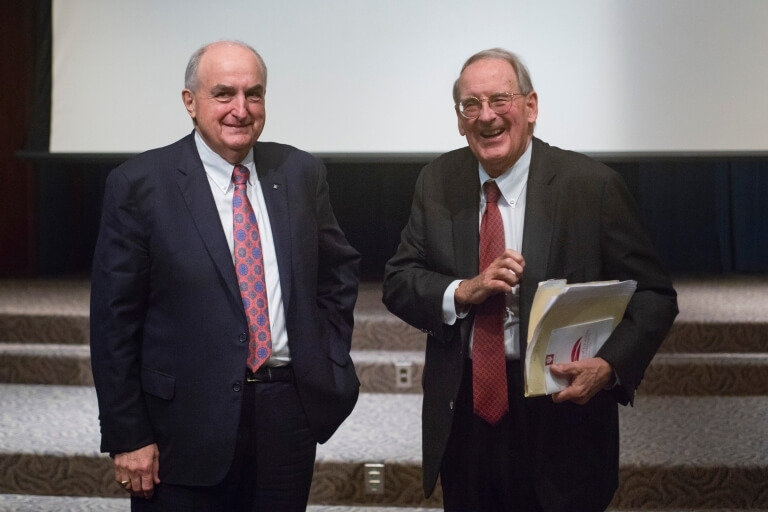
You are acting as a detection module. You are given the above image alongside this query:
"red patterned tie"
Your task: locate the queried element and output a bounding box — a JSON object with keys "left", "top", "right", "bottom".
{"left": 232, "top": 165, "right": 272, "bottom": 372}
{"left": 472, "top": 180, "right": 509, "bottom": 425}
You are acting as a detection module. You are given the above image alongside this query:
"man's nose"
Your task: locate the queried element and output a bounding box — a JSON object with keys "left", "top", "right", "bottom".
{"left": 477, "top": 100, "right": 497, "bottom": 121}
{"left": 231, "top": 94, "right": 248, "bottom": 118}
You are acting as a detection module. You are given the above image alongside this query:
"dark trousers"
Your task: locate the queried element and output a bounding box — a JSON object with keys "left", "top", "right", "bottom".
{"left": 440, "top": 360, "right": 543, "bottom": 512}
{"left": 132, "top": 376, "right": 316, "bottom": 511}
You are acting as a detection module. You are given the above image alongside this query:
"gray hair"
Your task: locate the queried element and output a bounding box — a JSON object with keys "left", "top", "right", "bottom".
{"left": 452, "top": 48, "right": 534, "bottom": 104}
{"left": 184, "top": 40, "right": 268, "bottom": 92}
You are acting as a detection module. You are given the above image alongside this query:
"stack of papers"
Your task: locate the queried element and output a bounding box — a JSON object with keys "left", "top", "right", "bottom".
{"left": 524, "top": 279, "right": 637, "bottom": 397}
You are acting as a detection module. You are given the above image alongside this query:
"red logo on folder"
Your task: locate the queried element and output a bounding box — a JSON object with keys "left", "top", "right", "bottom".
{"left": 571, "top": 337, "right": 583, "bottom": 362}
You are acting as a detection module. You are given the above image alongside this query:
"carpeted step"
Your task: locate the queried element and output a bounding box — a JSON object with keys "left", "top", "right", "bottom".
{"left": 2, "top": 384, "right": 767, "bottom": 509}
{"left": 2, "top": 278, "right": 767, "bottom": 354}
{"left": 0, "top": 279, "right": 90, "bottom": 345}
{"left": 642, "top": 353, "right": 768, "bottom": 396}
{"left": 4, "top": 343, "right": 767, "bottom": 397}
{"left": 350, "top": 350, "right": 768, "bottom": 396}
{"left": 351, "top": 350, "right": 423, "bottom": 394}
{"left": 0, "top": 495, "right": 129, "bottom": 512}
{"left": 0, "top": 344, "right": 427, "bottom": 391}
{"left": 353, "top": 312, "right": 425, "bottom": 352}
{"left": 0, "top": 497, "right": 760, "bottom": 512}
{"left": 0, "top": 495, "right": 442, "bottom": 512}
{"left": 660, "top": 276, "right": 768, "bottom": 353}
{"left": 660, "top": 321, "right": 768, "bottom": 353}
{"left": 354, "top": 277, "right": 768, "bottom": 354}
{"left": 0, "top": 312, "right": 89, "bottom": 346}
{"left": 354, "top": 279, "right": 768, "bottom": 354}
{"left": 0, "top": 344, "right": 93, "bottom": 386}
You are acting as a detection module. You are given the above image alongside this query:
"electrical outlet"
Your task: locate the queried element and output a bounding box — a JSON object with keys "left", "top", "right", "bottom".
{"left": 364, "top": 462, "right": 385, "bottom": 494}
{"left": 394, "top": 361, "right": 412, "bottom": 389}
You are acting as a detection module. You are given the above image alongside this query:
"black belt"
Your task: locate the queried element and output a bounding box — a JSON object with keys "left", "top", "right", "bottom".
{"left": 245, "top": 365, "right": 294, "bottom": 383}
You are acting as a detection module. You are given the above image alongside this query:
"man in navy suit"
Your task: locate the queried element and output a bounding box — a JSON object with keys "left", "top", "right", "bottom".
{"left": 90, "top": 40, "right": 360, "bottom": 511}
{"left": 383, "top": 48, "right": 678, "bottom": 511}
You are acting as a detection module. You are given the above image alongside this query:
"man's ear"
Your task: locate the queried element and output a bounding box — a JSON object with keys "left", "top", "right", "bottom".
{"left": 525, "top": 91, "right": 539, "bottom": 125}
{"left": 457, "top": 111, "right": 466, "bottom": 136}
{"left": 182, "top": 89, "right": 196, "bottom": 121}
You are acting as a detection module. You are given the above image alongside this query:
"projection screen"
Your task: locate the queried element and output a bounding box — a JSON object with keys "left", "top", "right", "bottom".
{"left": 50, "top": 0, "right": 768, "bottom": 155}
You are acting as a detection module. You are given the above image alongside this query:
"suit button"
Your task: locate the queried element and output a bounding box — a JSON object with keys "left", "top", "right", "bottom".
{"left": 232, "top": 381, "right": 242, "bottom": 392}
{"left": 239, "top": 333, "right": 247, "bottom": 343}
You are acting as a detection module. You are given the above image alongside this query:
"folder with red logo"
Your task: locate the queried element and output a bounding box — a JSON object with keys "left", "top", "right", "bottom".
{"left": 524, "top": 279, "right": 636, "bottom": 397}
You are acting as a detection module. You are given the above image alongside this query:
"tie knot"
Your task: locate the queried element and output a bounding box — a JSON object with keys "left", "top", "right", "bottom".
{"left": 483, "top": 180, "right": 501, "bottom": 204}
{"left": 233, "top": 165, "right": 250, "bottom": 186}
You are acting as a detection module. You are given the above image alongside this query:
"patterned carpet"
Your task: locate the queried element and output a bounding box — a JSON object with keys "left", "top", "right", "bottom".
{"left": 0, "top": 496, "right": 762, "bottom": 512}
{"left": 0, "top": 275, "right": 767, "bottom": 510}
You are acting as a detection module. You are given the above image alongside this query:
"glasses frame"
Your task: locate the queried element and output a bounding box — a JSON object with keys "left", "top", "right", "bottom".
{"left": 456, "top": 92, "right": 525, "bottom": 119}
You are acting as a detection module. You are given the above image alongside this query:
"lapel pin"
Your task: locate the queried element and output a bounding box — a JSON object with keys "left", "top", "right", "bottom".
{"left": 273, "top": 184, "right": 279, "bottom": 189}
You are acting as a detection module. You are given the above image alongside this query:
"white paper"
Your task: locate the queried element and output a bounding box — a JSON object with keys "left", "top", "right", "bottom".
{"left": 544, "top": 317, "right": 616, "bottom": 394}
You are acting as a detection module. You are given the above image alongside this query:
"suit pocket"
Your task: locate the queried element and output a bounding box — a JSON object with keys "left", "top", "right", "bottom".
{"left": 328, "top": 338, "right": 352, "bottom": 367}
{"left": 328, "top": 340, "right": 359, "bottom": 397}
{"left": 141, "top": 367, "right": 175, "bottom": 400}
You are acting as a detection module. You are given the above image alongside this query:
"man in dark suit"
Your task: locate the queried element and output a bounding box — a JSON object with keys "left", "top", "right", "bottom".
{"left": 90, "top": 40, "right": 360, "bottom": 511}
{"left": 382, "top": 48, "right": 678, "bottom": 512}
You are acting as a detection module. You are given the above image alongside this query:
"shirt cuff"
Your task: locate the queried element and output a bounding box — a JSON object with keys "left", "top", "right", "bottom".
{"left": 442, "top": 280, "right": 470, "bottom": 325}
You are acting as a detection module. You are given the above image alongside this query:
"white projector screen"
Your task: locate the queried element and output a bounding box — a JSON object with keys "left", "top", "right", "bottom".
{"left": 51, "top": 0, "right": 768, "bottom": 155}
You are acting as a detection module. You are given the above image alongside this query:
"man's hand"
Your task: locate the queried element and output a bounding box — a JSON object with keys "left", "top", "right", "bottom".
{"left": 550, "top": 357, "right": 614, "bottom": 405}
{"left": 455, "top": 249, "right": 525, "bottom": 305}
{"left": 114, "top": 443, "right": 160, "bottom": 499}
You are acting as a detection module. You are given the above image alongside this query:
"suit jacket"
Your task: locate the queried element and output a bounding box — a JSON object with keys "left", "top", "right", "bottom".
{"left": 90, "top": 132, "right": 361, "bottom": 487}
{"left": 382, "top": 137, "right": 678, "bottom": 511}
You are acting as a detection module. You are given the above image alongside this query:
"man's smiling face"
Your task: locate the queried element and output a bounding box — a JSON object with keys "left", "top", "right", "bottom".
{"left": 182, "top": 42, "right": 266, "bottom": 164}
{"left": 456, "top": 58, "right": 538, "bottom": 177}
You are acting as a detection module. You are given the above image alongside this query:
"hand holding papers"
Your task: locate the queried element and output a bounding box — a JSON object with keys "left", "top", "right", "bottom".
{"left": 524, "top": 280, "right": 637, "bottom": 397}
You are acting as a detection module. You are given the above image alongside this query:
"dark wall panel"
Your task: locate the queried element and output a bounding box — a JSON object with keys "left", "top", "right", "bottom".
{"left": 0, "top": 0, "right": 40, "bottom": 276}
{"left": 25, "top": 156, "right": 766, "bottom": 280}
{"left": 730, "top": 162, "right": 768, "bottom": 272}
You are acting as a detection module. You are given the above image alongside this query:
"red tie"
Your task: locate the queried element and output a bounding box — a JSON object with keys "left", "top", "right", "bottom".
{"left": 232, "top": 165, "right": 272, "bottom": 372}
{"left": 472, "top": 180, "right": 509, "bottom": 425}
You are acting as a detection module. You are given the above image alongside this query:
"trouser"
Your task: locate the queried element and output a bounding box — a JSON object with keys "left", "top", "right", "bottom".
{"left": 132, "top": 369, "right": 316, "bottom": 511}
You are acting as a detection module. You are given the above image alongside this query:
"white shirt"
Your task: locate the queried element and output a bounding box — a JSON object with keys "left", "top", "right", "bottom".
{"left": 442, "top": 140, "right": 532, "bottom": 359}
{"left": 194, "top": 132, "right": 290, "bottom": 365}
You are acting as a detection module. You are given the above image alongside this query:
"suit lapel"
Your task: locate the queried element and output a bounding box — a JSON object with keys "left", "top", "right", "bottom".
{"left": 450, "top": 150, "right": 481, "bottom": 277}
{"left": 253, "top": 143, "right": 292, "bottom": 311}
{"left": 445, "top": 150, "right": 481, "bottom": 351}
{"left": 174, "top": 135, "right": 242, "bottom": 304}
{"left": 520, "top": 137, "right": 556, "bottom": 344}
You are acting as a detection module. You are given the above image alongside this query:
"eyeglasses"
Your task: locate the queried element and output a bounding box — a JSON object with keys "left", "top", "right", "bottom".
{"left": 456, "top": 92, "right": 525, "bottom": 119}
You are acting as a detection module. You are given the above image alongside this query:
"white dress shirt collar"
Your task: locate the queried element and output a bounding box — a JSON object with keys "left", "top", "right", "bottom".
{"left": 194, "top": 131, "right": 256, "bottom": 191}
{"left": 478, "top": 139, "right": 532, "bottom": 206}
